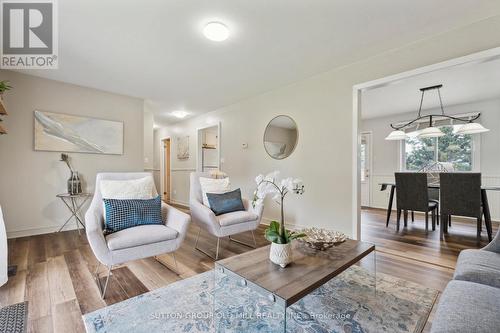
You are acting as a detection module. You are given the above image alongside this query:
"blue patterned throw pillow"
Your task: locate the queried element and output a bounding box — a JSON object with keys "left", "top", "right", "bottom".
{"left": 103, "top": 195, "right": 163, "bottom": 233}
{"left": 206, "top": 188, "right": 245, "bottom": 216}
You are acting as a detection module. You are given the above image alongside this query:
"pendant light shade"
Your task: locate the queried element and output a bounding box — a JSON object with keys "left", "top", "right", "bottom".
{"left": 387, "top": 85, "right": 489, "bottom": 139}
{"left": 418, "top": 126, "right": 445, "bottom": 138}
{"left": 385, "top": 130, "right": 407, "bottom": 141}
{"left": 456, "top": 122, "right": 490, "bottom": 135}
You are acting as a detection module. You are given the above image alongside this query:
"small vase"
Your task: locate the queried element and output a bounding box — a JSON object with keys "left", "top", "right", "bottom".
{"left": 67, "top": 171, "right": 82, "bottom": 195}
{"left": 269, "top": 242, "right": 293, "bottom": 268}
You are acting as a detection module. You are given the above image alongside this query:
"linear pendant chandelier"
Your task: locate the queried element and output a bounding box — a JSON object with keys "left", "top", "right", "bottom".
{"left": 385, "top": 85, "right": 489, "bottom": 140}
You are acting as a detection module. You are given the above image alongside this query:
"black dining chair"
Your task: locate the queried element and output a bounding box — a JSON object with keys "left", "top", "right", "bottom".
{"left": 395, "top": 173, "right": 439, "bottom": 232}
{"left": 439, "top": 173, "right": 483, "bottom": 240}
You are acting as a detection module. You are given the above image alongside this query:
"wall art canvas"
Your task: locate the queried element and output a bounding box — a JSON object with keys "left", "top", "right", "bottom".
{"left": 34, "top": 110, "right": 124, "bottom": 155}
{"left": 177, "top": 136, "right": 189, "bottom": 160}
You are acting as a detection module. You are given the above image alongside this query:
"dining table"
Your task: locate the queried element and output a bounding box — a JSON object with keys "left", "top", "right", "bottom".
{"left": 379, "top": 182, "right": 500, "bottom": 241}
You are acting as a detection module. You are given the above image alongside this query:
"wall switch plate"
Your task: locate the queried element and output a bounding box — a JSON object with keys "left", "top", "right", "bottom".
{"left": 144, "top": 157, "right": 149, "bottom": 163}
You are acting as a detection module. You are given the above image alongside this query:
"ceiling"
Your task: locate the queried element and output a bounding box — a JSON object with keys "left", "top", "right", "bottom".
{"left": 15, "top": 0, "right": 500, "bottom": 125}
{"left": 362, "top": 56, "right": 500, "bottom": 119}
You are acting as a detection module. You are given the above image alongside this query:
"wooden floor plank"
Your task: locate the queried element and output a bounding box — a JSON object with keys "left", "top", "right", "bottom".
{"left": 0, "top": 269, "right": 26, "bottom": 307}
{"left": 112, "top": 266, "right": 149, "bottom": 298}
{"left": 52, "top": 299, "right": 85, "bottom": 333}
{"left": 25, "top": 261, "right": 51, "bottom": 323}
{"left": 47, "top": 255, "right": 77, "bottom": 305}
{"left": 64, "top": 250, "right": 105, "bottom": 314}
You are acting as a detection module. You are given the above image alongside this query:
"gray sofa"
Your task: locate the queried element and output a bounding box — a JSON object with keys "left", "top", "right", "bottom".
{"left": 431, "top": 228, "right": 500, "bottom": 333}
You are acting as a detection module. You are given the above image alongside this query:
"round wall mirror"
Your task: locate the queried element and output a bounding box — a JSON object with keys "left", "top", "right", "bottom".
{"left": 263, "top": 115, "right": 298, "bottom": 160}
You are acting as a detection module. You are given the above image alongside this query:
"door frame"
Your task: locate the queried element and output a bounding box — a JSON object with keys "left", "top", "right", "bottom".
{"left": 360, "top": 131, "right": 373, "bottom": 208}
{"left": 196, "top": 122, "right": 221, "bottom": 172}
{"left": 352, "top": 46, "right": 500, "bottom": 240}
{"left": 160, "top": 136, "right": 171, "bottom": 202}
{"left": 162, "top": 138, "right": 171, "bottom": 202}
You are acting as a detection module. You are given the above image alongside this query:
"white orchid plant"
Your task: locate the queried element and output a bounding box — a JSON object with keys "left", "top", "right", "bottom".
{"left": 252, "top": 171, "right": 306, "bottom": 244}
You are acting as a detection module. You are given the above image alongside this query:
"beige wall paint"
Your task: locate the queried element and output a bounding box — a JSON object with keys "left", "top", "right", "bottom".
{"left": 0, "top": 71, "right": 144, "bottom": 237}
{"left": 143, "top": 103, "right": 154, "bottom": 170}
{"left": 160, "top": 15, "right": 500, "bottom": 237}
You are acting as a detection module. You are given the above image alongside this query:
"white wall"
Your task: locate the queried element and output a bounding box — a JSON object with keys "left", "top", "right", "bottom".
{"left": 143, "top": 103, "right": 154, "bottom": 170}
{"left": 157, "top": 15, "right": 500, "bottom": 237}
{"left": 0, "top": 71, "right": 144, "bottom": 237}
{"left": 362, "top": 98, "right": 500, "bottom": 220}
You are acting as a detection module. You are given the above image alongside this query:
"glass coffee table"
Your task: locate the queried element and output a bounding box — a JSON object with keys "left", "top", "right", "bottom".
{"left": 214, "top": 239, "right": 376, "bottom": 332}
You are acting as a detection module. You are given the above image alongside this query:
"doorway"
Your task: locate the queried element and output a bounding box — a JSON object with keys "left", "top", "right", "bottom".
{"left": 163, "top": 138, "right": 171, "bottom": 202}
{"left": 197, "top": 124, "right": 220, "bottom": 172}
{"left": 352, "top": 46, "right": 500, "bottom": 240}
{"left": 360, "top": 132, "right": 372, "bottom": 207}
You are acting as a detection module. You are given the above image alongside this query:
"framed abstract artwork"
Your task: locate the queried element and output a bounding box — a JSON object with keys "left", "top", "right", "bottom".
{"left": 177, "top": 136, "right": 189, "bottom": 160}
{"left": 34, "top": 110, "right": 124, "bottom": 155}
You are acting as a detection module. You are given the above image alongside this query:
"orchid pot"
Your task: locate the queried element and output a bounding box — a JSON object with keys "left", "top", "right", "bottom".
{"left": 252, "top": 171, "right": 305, "bottom": 268}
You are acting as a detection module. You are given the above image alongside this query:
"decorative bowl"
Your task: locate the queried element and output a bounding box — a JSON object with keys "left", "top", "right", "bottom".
{"left": 298, "top": 227, "right": 347, "bottom": 250}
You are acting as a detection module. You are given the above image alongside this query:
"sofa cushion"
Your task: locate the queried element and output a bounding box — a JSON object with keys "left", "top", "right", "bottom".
{"left": 454, "top": 249, "right": 500, "bottom": 289}
{"left": 431, "top": 280, "right": 500, "bottom": 333}
{"left": 216, "top": 211, "right": 258, "bottom": 227}
{"left": 207, "top": 189, "right": 245, "bottom": 216}
{"left": 103, "top": 196, "right": 163, "bottom": 233}
{"left": 198, "top": 177, "right": 230, "bottom": 207}
{"left": 106, "top": 224, "right": 178, "bottom": 250}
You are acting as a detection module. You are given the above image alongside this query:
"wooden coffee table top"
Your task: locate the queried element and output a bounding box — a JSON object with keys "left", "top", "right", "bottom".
{"left": 217, "top": 239, "right": 375, "bottom": 307}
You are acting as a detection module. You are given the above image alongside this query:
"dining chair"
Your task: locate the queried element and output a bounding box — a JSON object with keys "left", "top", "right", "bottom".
{"left": 439, "top": 173, "right": 483, "bottom": 240}
{"left": 395, "top": 172, "right": 438, "bottom": 232}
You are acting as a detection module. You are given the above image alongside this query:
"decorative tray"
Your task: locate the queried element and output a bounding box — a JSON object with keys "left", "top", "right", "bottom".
{"left": 297, "top": 227, "right": 347, "bottom": 250}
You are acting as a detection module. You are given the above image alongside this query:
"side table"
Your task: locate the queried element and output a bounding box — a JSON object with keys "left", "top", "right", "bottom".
{"left": 57, "top": 193, "right": 92, "bottom": 234}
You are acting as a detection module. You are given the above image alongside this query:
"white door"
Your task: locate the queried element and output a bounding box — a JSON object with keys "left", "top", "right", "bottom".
{"left": 360, "top": 133, "right": 372, "bottom": 207}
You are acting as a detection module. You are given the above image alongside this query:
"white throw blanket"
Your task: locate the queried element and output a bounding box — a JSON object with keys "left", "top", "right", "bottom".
{"left": 0, "top": 206, "right": 7, "bottom": 286}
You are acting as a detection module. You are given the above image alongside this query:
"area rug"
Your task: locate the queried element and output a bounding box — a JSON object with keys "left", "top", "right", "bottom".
{"left": 83, "top": 266, "right": 437, "bottom": 333}
{"left": 0, "top": 301, "right": 27, "bottom": 333}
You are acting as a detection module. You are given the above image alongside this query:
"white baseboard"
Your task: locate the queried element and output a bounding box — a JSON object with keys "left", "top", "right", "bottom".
{"left": 169, "top": 199, "right": 189, "bottom": 208}
{"left": 7, "top": 224, "right": 79, "bottom": 239}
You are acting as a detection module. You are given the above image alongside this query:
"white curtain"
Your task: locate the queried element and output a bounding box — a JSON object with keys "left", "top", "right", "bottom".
{"left": 0, "top": 206, "right": 7, "bottom": 286}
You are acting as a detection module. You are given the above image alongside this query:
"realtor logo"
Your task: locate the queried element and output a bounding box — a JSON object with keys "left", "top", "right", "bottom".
{"left": 1, "top": 0, "right": 58, "bottom": 69}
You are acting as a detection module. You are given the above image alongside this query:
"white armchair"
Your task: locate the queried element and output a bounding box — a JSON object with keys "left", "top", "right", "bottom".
{"left": 85, "top": 172, "right": 190, "bottom": 298}
{"left": 190, "top": 172, "right": 263, "bottom": 260}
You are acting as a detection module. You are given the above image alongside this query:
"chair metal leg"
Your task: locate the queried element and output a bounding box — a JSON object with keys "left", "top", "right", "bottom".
{"left": 403, "top": 210, "right": 408, "bottom": 228}
{"left": 215, "top": 238, "right": 220, "bottom": 260}
{"left": 228, "top": 230, "right": 257, "bottom": 248}
{"left": 95, "top": 265, "right": 112, "bottom": 299}
{"left": 155, "top": 252, "right": 181, "bottom": 275}
{"left": 411, "top": 211, "right": 414, "bottom": 222}
{"left": 194, "top": 227, "right": 221, "bottom": 260}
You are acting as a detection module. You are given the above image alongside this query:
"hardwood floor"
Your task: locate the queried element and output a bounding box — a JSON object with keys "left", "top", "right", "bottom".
{"left": 0, "top": 208, "right": 496, "bottom": 332}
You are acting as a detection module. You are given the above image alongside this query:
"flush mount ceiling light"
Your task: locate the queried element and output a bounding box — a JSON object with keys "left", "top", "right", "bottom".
{"left": 203, "top": 22, "right": 229, "bottom": 41}
{"left": 171, "top": 110, "right": 189, "bottom": 119}
{"left": 385, "top": 84, "right": 489, "bottom": 140}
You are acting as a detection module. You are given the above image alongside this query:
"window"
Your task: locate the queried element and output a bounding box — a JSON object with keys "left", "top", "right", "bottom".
{"left": 404, "top": 125, "right": 475, "bottom": 171}
{"left": 360, "top": 141, "right": 366, "bottom": 182}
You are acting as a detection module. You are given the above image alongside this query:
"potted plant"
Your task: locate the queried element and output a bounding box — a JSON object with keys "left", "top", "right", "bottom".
{"left": 0, "top": 81, "right": 12, "bottom": 97}
{"left": 253, "top": 171, "right": 305, "bottom": 267}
